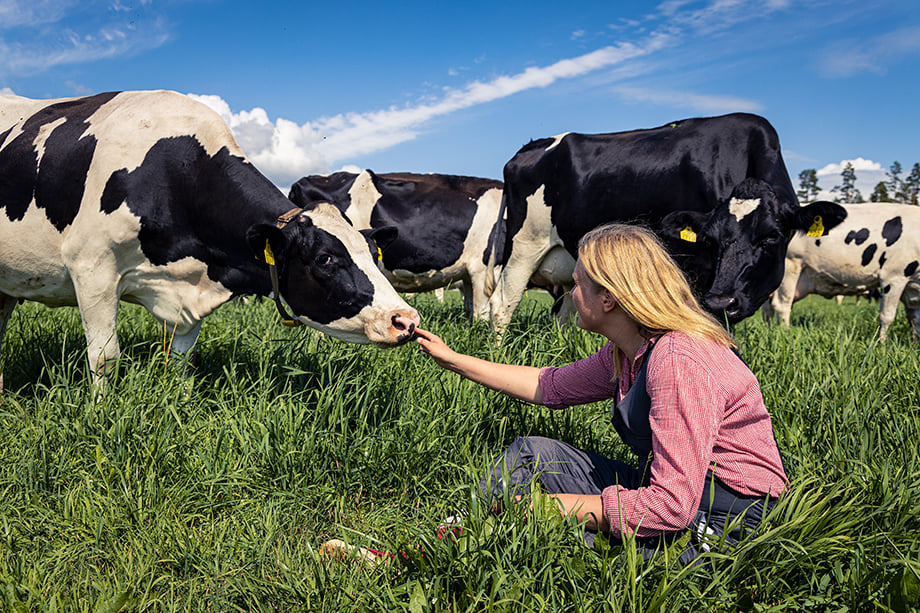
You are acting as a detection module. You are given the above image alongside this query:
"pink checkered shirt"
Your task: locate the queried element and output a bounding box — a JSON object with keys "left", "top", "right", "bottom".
{"left": 539, "top": 331, "right": 788, "bottom": 538}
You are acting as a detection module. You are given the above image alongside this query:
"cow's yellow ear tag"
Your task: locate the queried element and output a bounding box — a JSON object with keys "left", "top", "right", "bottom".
{"left": 264, "top": 240, "right": 276, "bottom": 265}
{"left": 680, "top": 225, "right": 697, "bottom": 243}
{"left": 806, "top": 215, "right": 824, "bottom": 237}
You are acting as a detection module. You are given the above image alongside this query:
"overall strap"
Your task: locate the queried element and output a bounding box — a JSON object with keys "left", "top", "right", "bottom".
{"left": 611, "top": 337, "right": 659, "bottom": 483}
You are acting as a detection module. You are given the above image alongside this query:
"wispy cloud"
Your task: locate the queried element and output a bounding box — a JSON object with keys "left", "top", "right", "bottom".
{"left": 818, "top": 25, "right": 920, "bottom": 77}
{"left": 0, "top": 0, "right": 170, "bottom": 77}
{"left": 612, "top": 85, "right": 762, "bottom": 113}
{"left": 192, "top": 36, "right": 670, "bottom": 185}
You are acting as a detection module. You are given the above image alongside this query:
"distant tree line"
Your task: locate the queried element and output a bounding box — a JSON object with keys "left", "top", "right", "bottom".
{"left": 796, "top": 161, "right": 920, "bottom": 205}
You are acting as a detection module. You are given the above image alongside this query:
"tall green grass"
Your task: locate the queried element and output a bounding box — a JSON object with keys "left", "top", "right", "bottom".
{"left": 0, "top": 293, "right": 917, "bottom": 611}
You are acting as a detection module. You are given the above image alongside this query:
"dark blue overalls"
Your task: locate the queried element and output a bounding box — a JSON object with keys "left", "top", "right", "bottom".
{"left": 480, "top": 340, "right": 777, "bottom": 563}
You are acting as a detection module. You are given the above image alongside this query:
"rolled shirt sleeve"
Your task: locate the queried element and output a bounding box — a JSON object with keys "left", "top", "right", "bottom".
{"left": 539, "top": 342, "right": 619, "bottom": 410}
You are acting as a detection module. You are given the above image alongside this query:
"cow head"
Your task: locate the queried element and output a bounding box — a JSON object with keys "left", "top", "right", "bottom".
{"left": 246, "top": 202, "right": 418, "bottom": 346}
{"left": 662, "top": 178, "right": 847, "bottom": 324}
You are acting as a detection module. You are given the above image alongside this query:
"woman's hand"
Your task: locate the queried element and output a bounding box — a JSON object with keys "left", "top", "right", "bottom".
{"left": 415, "top": 327, "right": 459, "bottom": 369}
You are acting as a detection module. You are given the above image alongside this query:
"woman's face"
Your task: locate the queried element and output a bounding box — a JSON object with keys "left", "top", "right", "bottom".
{"left": 570, "top": 260, "right": 608, "bottom": 333}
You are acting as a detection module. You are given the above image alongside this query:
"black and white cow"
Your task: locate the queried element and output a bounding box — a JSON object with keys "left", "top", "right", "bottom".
{"left": 289, "top": 170, "right": 506, "bottom": 320}
{"left": 486, "top": 113, "right": 846, "bottom": 330}
{"left": 762, "top": 202, "right": 920, "bottom": 340}
{"left": 0, "top": 90, "right": 419, "bottom": 386}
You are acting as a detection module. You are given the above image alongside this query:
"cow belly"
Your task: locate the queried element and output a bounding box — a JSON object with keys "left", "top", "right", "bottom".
{"left": 0, "top": 210, "right": 76, "bottom": 304}
{"left": 796, "top": 266, "right": 878, "bottom": 299}
{"left": 387, "top": 267, "right": 460, "bottom": 293}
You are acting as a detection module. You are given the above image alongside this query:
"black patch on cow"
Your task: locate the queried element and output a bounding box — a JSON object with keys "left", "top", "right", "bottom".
{"left": 846, "top": 228, "right": 870, "bottom": 245}
{"left": 0, "top": 92, "right": 118, "bottom": 231}
{"left": 369, "top": 173, "right": 483, "bottom": 273}
{"left": 881, "top": 216, "right": 902, "bottom": 247}
{"left": 861, "top": 244, "right": 877, "bottom": 267}
{"left": 906, "top": 260, "right": 919, "bottom": 277}
{"left": 292, "top": 171, "right": 500, "bottom": 276}
{"left": 879, "top": 252, "right": 887, "bottom": 268}
{"left": 100, "top": 136, "right": 282, "bottom": 283}
{"left": 815, "top": 239, "right": 821, "bottom": 247}
{"left": 274, "top": 222, "right": 376, "bottom": 324}
{"left": 101, "top": 135, "right": 376, "bottom": 323}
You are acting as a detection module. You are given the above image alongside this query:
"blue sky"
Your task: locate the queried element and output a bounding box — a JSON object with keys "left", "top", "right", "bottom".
{"left": 2, "top": 0, "right": 919, "bottom": 200}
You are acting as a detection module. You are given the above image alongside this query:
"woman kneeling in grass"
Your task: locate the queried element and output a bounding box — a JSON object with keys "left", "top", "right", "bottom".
{"left": 415, "top": 223, "right": 788, "bottom": 562}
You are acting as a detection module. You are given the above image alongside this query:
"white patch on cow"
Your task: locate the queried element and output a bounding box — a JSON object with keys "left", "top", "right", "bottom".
{"left": 34, "top": 117, "right": 67, "bottom": 164}
{"left": 545, "top": 133, "right": 571, "bottom": 152}
{"left": 728, "top": 197, "right": 761, "bottom": 222}
{"left": 345, "top": 170, "right": 381, "bottom": 229}
{"left": 490, "top": 184, "right": 567, "bottom": 329}
{"left": 81, "top": 91, "right": 247, "bottom": 169}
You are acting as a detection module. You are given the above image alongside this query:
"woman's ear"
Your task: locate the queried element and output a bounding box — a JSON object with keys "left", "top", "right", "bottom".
{"left": 602, "top": 290, "right": 617, "bottom": 312}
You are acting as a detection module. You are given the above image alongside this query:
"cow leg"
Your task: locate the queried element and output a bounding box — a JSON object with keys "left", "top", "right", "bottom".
{"left": 901, "top": 284, "right": 920, "bottom": 341}
{"left": 70, "top": 270, "right": 122, "bottom": 389}
{"left": 877, "top": 281, "right": 908, "bottom": 341}
{"left": 490, "top": 245, "right": 555, "bottom": 331}
{"left": 467, "top": 271, "right": 493, "bottom": 322}
{"left": 0, "top": 294, "right": 18, "bottom": 392}
{"left": 77, "top": 297, "right": 120, "bottom": 389}
{"left": 553, "top": 293, "right": 577, "bottom": 330}
{"left": 163, "top": 319, "right": 202, "bottom": 378}
{"left": 770, "top": 259, "right": 802, "bottom": 328}
{"left": 760, "top": 294, "right": 776, "bottom": 324}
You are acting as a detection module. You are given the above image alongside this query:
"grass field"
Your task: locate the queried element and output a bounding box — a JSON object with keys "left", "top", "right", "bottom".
{"left": 0, "top": 291, "right": 918, "bottom": 612}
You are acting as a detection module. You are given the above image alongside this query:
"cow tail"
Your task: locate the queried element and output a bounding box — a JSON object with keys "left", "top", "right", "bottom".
{"left": 483, "top": 192, "right": 509, "bottom": 298}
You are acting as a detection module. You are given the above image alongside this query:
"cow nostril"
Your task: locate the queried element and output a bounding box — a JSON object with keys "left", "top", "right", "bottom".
{"left": 392, "top": 314, "right": 415, "bottom": 332}
{"left": 706, "top": 295, "right": 739, "bottom": 312}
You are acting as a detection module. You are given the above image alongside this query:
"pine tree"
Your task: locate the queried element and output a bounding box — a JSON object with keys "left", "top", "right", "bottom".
{"left": 887, "top": 161, "right": 906, "bottom": 202}
{"left": 870, "top": 182, "right": 890, "bottom": 202}
{"left": 905, "top": 163, "right": 920, "bottom": 205}
{"left": 832, "top": 162, "right": 862, "bottom": 204}
{"left": 796, "top": 169, "right": 821, "bottom": 202}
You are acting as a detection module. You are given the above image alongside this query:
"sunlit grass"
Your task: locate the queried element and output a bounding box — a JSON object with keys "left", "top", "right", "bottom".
{"left": 0, "top": 293, "right": 918, "bottom": 611}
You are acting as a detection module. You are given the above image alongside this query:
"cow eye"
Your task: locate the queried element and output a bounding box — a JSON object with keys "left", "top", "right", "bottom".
{"left": 316, "top": 253, "right": 333, "bottom": 266}
{"left": 763, "top": 232, "right": 785, "bottom": 245}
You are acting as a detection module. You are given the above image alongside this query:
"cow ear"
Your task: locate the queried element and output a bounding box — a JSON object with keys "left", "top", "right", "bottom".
{"left": 364, "top": 226, "right": 398, "bottom": 250}
{"left": 247, "top": 224, "right": 289, "bottom": 264}
{"left": 288, "top": 180, "right": 310, "bottom": 206}
{"left": 360, "top": 226, "right": 398, "bottom": 263}
{"left": 659, "top": 210, "right": 710, "bottom": 243}
{"left": 794, "top": 200, "right": 848, "bottom": 237}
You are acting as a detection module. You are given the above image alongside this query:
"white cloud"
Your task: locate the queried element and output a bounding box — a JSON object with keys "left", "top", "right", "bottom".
{"left": 1, "top": 86, "right": 14, "bottom": 95}
{"left": 815, "top": 157, "right": 886, "bottom": 201}
{"left": 189, "top": 37, "right": 667, "bottom": 186}
{"left": 612, "top": 85, "right": 762, "bottom": 113}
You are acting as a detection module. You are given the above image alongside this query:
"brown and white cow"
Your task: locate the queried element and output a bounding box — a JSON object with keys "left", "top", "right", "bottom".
{"left": 0, "top": 90, "right": 419, "bottom": 387}
{"left": 762, "top": 202, "right": 920, "bottom": 340}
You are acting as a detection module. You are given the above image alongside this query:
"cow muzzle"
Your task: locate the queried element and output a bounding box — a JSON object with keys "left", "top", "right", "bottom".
{"left": 704, "top": 294, "right": 742, "bottom": 322}
{"left": 366, "top": 307, "right": 420, "bottom": 347}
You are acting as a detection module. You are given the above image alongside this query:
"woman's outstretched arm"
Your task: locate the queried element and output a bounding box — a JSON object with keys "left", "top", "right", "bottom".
{"left": 415, "top": 328, "right": 543, "bottom": 404}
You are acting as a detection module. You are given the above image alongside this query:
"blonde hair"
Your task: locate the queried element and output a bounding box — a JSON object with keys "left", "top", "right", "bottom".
{"left": 577, "top": 223, "right": 735, "bottom": 370}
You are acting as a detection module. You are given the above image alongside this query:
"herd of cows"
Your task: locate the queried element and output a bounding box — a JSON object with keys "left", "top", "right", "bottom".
{"left": 0, "top": 89, "right": 917, "bottom": 387}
